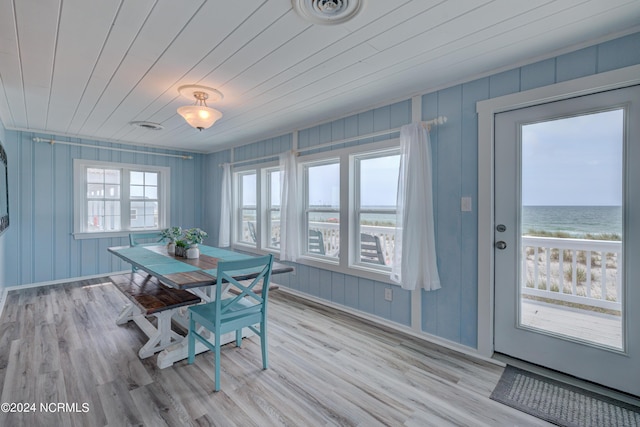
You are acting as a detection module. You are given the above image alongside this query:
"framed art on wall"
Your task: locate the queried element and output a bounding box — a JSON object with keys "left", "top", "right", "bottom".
{"left": 0, "top": 141, "right": 8, "bottom": 236}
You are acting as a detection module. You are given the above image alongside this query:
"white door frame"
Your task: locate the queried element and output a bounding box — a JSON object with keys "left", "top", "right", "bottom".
{"left": 476, "top": 64, "right": 640, "bottom": 357}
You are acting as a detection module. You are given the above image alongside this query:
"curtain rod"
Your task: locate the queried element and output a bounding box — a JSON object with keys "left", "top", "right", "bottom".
{"left": 221, "top": 116, "right": 447, "bottom": 167}
{"left": 32, "top": 137, "right": 194, "bottom": 160}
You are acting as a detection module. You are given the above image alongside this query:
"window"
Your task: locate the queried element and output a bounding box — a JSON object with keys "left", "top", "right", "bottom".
{"left": 353, "top": 151, "right": 400, "bottom": 269}
{"left": 266, "top": 168, "right": 281, "bottom": 249}
{"left": 130, "top": 171, "right": 159, "bottom": 229}
{"left": 228, "top": 138, "right": 399, "bottom": 282}
{"left": 73, "top": 160, "right": 170, "bottom": 238}
{"left": 86, "top": 166, "right": 121, "bottom": 232}
{"left": 236, "top": 171, "right": 257, "bottom": 246}
{"left": 303, "top": 160, "right": 340, "bottom": 259}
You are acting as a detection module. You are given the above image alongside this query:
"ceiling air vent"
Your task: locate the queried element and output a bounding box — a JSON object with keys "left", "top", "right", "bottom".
{"left": 292, "top": 0, "right": 363, "bottom": 25}
{"left": 129, "top": 121, "right": 164, "bottom": 131}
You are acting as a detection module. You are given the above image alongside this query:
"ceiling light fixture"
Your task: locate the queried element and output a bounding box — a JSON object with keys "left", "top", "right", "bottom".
{"left": 177, "top": 85, "right": 223, "bottom": 131}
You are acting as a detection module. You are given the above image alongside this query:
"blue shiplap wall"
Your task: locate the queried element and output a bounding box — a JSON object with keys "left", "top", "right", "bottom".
{"left": 209, "top": 32, "right": 640, "bottom": 349}
{"left": 417, "top": 31, "right": 640, "bottom": 347}
{"left": 0, "top": 130, "right": 205, "bottom": 287}
{"left": 219, "top": 100, "right": 414, "bottom": 327}
{"left": 285, "top": 100, "right": 413, "bottom": 327}
{"left": 203, "top": 148, "right": 231, "bottom": 247}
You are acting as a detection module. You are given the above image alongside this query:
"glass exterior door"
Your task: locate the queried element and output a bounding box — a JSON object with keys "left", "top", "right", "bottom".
{"left": 494, "top": 86, "right": 640, "bottom": 396}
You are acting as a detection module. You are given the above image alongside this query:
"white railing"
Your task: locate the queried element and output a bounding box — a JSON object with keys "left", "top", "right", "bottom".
{"left": 243, "top": 220, "right": 397, "bottom": 263}
{"left": 243, "top": 222, "right": 622, "bottom": 311}
{"left": 521, "top": 236, "right": 622, "bottom": 311}
{"left": 307, "top": 222, "right": 396, "bottom": 264}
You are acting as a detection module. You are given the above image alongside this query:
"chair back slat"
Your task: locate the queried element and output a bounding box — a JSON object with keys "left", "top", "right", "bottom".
{"left": 130, "top": 232, "right": 165, "bottom": 246}
{"left": 360, "top": 233, "right": 385, "bottom": 265}
{"left": 215, "top": 254, "right": 273, "bottom": 318}
{"left": 308, "top": 229, "right": 325, "bottom": 255}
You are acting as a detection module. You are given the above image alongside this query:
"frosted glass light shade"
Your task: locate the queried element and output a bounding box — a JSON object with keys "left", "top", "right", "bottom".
{"left": 177, "top": 105, "right": 222, "bottom": 130}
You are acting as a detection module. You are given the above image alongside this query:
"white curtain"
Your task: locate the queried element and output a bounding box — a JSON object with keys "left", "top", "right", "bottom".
{"left": 391, "top": 123, "right": 441, "bottom": 291}
{"left": 279, "top": 151, "right": 300, "bottom": 261}
{"left": 218, "top": 163, "right": 232, "bottom": 247}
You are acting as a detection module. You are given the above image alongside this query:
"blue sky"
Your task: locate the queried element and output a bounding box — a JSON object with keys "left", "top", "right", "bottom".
{"left": 522, "top": 109, "right": 623, "bottom": 206}
{"left": 306, "top": 156, "right": 400, "bottom": 208}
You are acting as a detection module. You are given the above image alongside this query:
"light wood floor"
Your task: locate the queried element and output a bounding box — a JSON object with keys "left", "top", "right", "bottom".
{"left": 0, "top": 278, "right": 552, "bottom": 427}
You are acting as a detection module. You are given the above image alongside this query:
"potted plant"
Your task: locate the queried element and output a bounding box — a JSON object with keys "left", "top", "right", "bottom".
{"left": 161, "top": 226, "right": 182, "bottom": 255}
{"left": 184, "top": 227, "right": 208, "bottom": 259}
{"left": 174, "top": 239, "right": 189, "bottom": 257}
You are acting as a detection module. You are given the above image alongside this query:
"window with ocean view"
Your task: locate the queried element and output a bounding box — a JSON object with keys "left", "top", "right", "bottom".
{"left": 266, "top": 168, "right": 281, "bottom": 250}
{"left": 303, "top": 160, "right": 340, "bottom": 259}
{"left": 229, "top": 138, "right": 402, "bottom": 282}
{"left": 354, "top": 150, "right": 400, "bottom": 269}
{"left": 519, "top": 109, "right": 623, "bottom": 349}
{"left": 236, "top": 170, "right": 257, "bottom": 246}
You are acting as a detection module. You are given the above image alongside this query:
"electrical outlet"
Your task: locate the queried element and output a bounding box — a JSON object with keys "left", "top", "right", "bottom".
{"left": 384, "top": 288, "right": 393, "bottom": 301}
{"left": 461, "top": 196, "right": 472, "bottom": 212}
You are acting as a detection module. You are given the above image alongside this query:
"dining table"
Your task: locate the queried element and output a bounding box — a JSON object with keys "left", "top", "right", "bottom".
{"left": 108, "top": 243, "right": 293, "bottom": 368}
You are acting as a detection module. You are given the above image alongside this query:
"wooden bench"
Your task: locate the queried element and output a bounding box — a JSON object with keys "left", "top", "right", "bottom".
{"left": 110, "top": 272, "right": 201, "bottom": 359}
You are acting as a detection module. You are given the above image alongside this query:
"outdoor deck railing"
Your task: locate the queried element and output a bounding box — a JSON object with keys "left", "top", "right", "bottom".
{"left": 306, "top": 222, "right": 396, "bottom": 264}
{"left": 242, "top": 221, "right": 396, "bottom": 264}
{"left": 242, "top": 221, "right": 622, "bottom": 312}
{"left": 521, "top": 236, "right": 622, "bottom": 311}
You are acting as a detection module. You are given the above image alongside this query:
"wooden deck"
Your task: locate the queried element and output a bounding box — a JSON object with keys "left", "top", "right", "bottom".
{"left": 521, "top": 299, "right": 622, "bottom": 349}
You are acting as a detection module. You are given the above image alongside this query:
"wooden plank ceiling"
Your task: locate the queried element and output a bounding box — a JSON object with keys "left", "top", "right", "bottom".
{"left": 0, "top": 0, "right": 639, "bottom": 153}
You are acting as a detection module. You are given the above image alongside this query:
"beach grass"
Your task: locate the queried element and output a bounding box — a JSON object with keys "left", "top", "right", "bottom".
{"left": 524, "top": 229, "right": 620, "bottom": 241}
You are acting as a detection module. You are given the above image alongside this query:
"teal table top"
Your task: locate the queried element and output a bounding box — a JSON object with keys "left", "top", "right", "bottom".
{"left": 108, "top": 244, "right": 292, "bottom": 289}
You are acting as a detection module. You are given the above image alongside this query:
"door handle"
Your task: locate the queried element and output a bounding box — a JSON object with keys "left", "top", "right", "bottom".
{"left": 495, "top": 241, "right": 507, "bottom": 250}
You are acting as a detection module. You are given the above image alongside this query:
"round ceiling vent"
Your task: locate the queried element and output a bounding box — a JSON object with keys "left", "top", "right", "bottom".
{"left": 292, "top": 0, "right": 363, "bottom": 25}
{"left": 129, "top": 121, "right": 164, "bottom": 131}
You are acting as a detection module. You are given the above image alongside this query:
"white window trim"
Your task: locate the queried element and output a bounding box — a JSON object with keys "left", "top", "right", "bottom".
{"left": 73, "top": 159, "right": 170, "bottom": 240}
{"left": 233, "top": 168, "right": 259, "bottom": 248}
{"left": 228, "top": 140, "right": 400, "bottom": 284}
{"left": 263, "top": 167, "right": 281, "bottom": 251}
{"left": 302, "top": 157, "right": 341, "bottom": 261}
{"left": 297, "top": 139, "right": 400, "bottom": 283}
{"left": 351, "top": 148, "right": 399, "bottom": 271}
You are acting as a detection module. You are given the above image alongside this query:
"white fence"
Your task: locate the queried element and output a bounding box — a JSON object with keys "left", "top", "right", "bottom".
{"left": 243, "top": 221, "right": 622, "bottom": 312}
{"left": 307, "top": 222, "right": 396, "bottom": 264}
{"left": 521, "top": 236, "right": 622, "bottom": 311}
{"left": 243, "top": 220, "right": 396, "bottom": 264}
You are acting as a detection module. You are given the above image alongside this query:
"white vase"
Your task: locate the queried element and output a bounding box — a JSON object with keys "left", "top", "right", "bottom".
{"left": 186, "top": 245, "right": 199, "bottom": 259}
{"left": 167, "top": 242, "right": 176, "bottom": 255}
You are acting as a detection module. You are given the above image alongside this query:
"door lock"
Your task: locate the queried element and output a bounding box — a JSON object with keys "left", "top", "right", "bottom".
{"left": 495, "top": 241, "right": 507, "bottom": 250}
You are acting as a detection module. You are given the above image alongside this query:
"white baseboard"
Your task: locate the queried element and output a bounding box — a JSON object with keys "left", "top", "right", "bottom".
{"left": 0, "top": 271, "right": 130, "bottom": 319}
{"left": 0, "top": 288, "right": 7, "bottom": 320}
{"left": 277, "top": 286, "right": 503, "bottom": 367}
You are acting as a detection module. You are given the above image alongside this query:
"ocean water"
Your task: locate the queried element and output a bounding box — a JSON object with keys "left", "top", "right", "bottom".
{"left": 521, "top": 205, "right": 622, "bottom": 237}
{"left": 260, "top": 206, "right": 622, "bottom": 237}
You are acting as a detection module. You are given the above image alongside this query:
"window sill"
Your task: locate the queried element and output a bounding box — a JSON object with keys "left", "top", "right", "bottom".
{"left": 230, "top": 243, "right": 397, "bottom": 285}
{"left": 295, "top": 256, "right": 396, "bottom": 284}
{"left": 73, "top": 230, "right": 161, "bottom": 240}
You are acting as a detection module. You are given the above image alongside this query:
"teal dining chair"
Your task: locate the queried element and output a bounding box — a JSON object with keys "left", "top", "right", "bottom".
{"left": 129, "top": 231, "right": 165, "bottom": 246}
{"left": 188, "top": 254, "right": 274, "bottom": 392}
{"left": 129, "top": 231, "right": 166, "bottom": 271}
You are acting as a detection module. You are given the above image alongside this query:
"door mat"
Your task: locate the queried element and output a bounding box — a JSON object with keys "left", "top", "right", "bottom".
{"left": 490, "top": 365, "right": 640, "bottom": 427}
